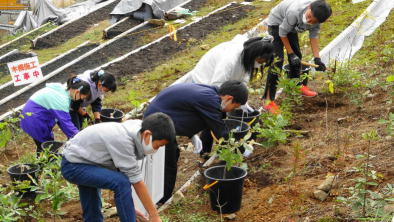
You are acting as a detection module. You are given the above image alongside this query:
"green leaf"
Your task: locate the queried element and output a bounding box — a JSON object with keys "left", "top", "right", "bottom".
{"left": 325, "top": 80, "right": 335, "bottom": 93}
{"left": 386, "top": 75, "right": 394, "bottom": 82}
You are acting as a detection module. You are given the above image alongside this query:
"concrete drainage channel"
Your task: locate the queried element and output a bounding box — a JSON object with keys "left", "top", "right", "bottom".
{"left": 101, "top": 2, "right": 250, "bottom": 77}
{"left": 58, "top": 0, "right": 210, "bottom": 75}
{"left": 31, "top": 0, "right": 119, "bottom": 49}
{"left": 0, "top": 23, "right": 52, "bottom": 56}
{"left": 0, "top": 41, "right": 97, "bottom": 109}
{"left": 0, "top": 1, "right": 248, "bottom": 116}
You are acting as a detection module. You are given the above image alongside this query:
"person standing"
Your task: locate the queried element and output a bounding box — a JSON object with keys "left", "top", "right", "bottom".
{"left": 263, "top": 0, "right": 332, "bottom": 114}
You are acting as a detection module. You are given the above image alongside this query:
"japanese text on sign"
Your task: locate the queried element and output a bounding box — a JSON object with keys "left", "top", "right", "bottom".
{"left": 7, "top": 56, "right": 43, "bottom": 86}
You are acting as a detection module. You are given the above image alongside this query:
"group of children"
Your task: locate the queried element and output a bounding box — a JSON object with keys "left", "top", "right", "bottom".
{"left": 18, "top": 0, "right": 332, "bottom": 221}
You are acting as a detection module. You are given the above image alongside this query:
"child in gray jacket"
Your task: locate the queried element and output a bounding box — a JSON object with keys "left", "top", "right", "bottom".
{"left": 263, "top": 0, "right": 332, "bottom": 114}
{"left": 61, "top": 112, "right": 175, "bottom": 222}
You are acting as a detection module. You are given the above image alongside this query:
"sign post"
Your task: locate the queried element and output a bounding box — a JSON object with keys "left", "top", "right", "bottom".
{"left": 7, "top": 56, "right": 43, "bottom": 86}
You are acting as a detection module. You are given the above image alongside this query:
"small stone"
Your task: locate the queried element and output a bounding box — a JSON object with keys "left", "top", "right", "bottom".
{"left": 318, "top": 173, "right": 335, "bottom": 192}
{"left": 184, "top": 158, "right": 189, "bottom": 164}
{"left": 313, "top": 190, "right": 328, "bottom": 201}
{"left": 172, "top": 190, "right": 185, "bottom": 203}
{"left": 224, "top": 213, "right": 236, "bottom": 220}
{"left": 385, "top": 136, "right": 392, "bottom": 141}
{"left": 200, "top": 44, "right": 210, "bottom": 50}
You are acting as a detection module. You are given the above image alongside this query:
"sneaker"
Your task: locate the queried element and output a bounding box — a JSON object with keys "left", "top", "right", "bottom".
{"left": 262, "top": 101, "right": 280, "bottom": 115}
{"left": 300, "top": 85, "right": 318, "bottom": 97}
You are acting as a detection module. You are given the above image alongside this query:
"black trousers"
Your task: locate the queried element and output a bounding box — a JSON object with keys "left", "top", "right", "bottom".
{"left": 264, "top": 26, "right": 305, "bottom": 101}
{"left": 70, "top": 100, "right": 84, "bottom": 130}
{"left": 33, "top": 139, "right": 42, "bottom": 156}
{"left": 158, "top": 129, "right": 215, "bottom": 204}
{"left": 158, "top": 139, "right": 180, "bottom": 204}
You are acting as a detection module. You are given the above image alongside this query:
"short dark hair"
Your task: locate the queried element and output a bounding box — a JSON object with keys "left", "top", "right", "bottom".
{"left": 241, "top": 37, "right": 274, "bottom": 79}
{"left": 218, "top": 80, "right": 248, "bottom": 105}
{"left": 141, "top": 112, "right": 176, "bottom": 142}
{"left": 91, "top": 70, "right": 117, "bottom": 92}
{"left": 310, "top": 0, "right": 332, "bottom": 23}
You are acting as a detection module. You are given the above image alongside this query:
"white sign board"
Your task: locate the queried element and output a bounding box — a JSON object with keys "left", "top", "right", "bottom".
{"left": 7, "top": 56, "right": 43, "bottom": 86}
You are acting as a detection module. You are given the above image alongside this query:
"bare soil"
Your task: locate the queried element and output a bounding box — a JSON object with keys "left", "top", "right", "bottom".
{"left": 0, "top": 43, "right": 98, "bottom": 102}
{"left": 33, "top": 0, "right": 120, "bottom": 49}
{"left": 103, "top": 0, "right": 208, "bottom": 39}
{"left": 0, "top": 3, "right": 251, "bottom": 116}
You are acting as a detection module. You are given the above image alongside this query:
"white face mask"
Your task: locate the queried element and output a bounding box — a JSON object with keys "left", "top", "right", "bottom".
{"left": 142, "top": 135, "right": 156, "bottom": 155}
{"left": 302, "top": 13, "right": 310, "bottom": 25}
{"left": 221, "top": 99, "right": 232, "bottom": 111}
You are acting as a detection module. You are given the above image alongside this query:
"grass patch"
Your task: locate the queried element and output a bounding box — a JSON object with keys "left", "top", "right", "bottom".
{"left": 0, "top": 23, "right": 58, "bottom": 46}
{"left": 32, "top": 20, "right": 110, "bottom": 64}
{"left": 0, "top": 75, "right": 10, "bottom": 85}
{"left": 162, "top": 184, "right": 219, "bottom": 222}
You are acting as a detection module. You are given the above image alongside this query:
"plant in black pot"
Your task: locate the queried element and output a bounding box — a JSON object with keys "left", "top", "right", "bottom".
{"left": 203, "top": 132, "right": 257, "bottom": 215}
{"left": 40, "top": 141, "right": 65, "bottom": 163}
{"left": 100, "top": 108, "right": 125, "bottom": 122}
{"left": 7, "top": 163, "right": 40, "bottom": 199}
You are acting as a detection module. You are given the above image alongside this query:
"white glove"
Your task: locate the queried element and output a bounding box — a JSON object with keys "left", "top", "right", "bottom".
{"left": 192, "top": 134, "right": 202, "bottom": 154}
{"left": 240, "top": 103, "right": 254, "bottom": 113}
{"left": 243, "top": 146, "right": 254, "bottom": 158}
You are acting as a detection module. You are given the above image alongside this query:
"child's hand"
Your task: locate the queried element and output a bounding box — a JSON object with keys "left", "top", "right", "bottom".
{"left": 135, "top": 209, "right": 148, "bottom": 222}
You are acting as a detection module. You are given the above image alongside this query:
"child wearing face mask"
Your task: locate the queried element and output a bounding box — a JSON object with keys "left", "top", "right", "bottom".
{"left": 61, "top": 112, "right": 175, "bottom": 222}
{"left": 70, "top": 69, "right": 117, "bottom": 129}
{"left": 263, "top": 0, "right": 332, "bottom": 114}
{"left": 20, "top": 76, "right": 91, "bottom": 155}
{"left": 144, "top": 80, "right": 249, "bottom": 204}
{"left": 172, "top": 35, "right": 274, "bottom": 87}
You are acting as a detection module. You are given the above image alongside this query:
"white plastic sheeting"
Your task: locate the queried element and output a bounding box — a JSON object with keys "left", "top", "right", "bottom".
{"left": 13, "top": 0, "right": 67, "bottom": 32}
{"left": 110, "top": 0, "right": 187, "bottom": 18}
{"left": 13, "top": 11, "right": 38, "bottom": 32}
{"left": 320, "top": 0, "right": 394, "bottom": 65}
{"left": 132, "top": 146, "right": 165, "bottom": 214}
{"left": 12, "top": 0, "right": 110, "bottom": 32}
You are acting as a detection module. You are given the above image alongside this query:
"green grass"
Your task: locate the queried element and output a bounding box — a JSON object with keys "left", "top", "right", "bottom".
{"left": 32, "top": 20, "right": 110, "bottom": 64}
{"left": 162, "top": 185, "right": 219, "bottom": 222}
{"left": 0, "top": 23, "right": 57, "bottom": 46}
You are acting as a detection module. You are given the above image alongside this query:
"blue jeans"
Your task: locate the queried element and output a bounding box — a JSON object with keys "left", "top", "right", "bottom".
{"left": 61, "top": 157, "right": 136, "bottom": 222}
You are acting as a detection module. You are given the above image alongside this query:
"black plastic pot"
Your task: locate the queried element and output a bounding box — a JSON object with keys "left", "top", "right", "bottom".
{"left": 283, "top": 64, "right": 311, "bottom": 85}
{"left": 223, "top": 119, "right": 250, "bottom": 140}
{"left": 204, "top": 165, "right": 247, "bottom": 214}
{"left": 7, "top": 163, "right": 40, "bottom": 198}
{"left": 41, "top": 141, "right": 64, "bottom": 157}
{"left": 100, "top": 108, "right": 124, "bottom": 122}
{"left": 227, "top": 109, "right": 260, "bottom": 126}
